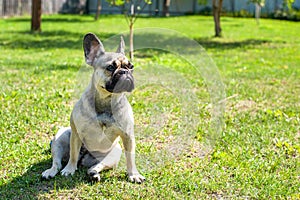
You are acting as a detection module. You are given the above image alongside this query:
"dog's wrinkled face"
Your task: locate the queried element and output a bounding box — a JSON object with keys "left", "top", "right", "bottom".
{"left": 83, "top": 33, "right": 134, "bottom": 93}
{"left": 103, "top": 56, "right": 134, "bottom": 93}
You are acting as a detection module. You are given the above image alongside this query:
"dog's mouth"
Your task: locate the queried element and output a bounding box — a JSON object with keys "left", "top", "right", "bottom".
{"left": 105, "top": 70, "right": 134, "bottom": 93}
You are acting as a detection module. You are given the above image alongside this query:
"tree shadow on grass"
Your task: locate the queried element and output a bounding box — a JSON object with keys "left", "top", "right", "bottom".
{"left": 0, "top": 30, "right": 115, "bottom": 50}
{"left": 3, "top": 37, "right": 82, "bottom": 49}
{"left": 0, "top": 157, "right": 121, "bottom": 199}
{"left": 103, "top": 32, "right": 274, "bottom": 60}
{"left": 0, "top": 159, "right": 54, "bottom": 199}
{"left": 134, "top": 32, "right": 273, "bottom": 52}
{"left": 6, "top": 16, "right": 95, "bottom": 23}
{"left": 1, "top": 27, "right": 273, "bottom": 52}
{"left": 16, "top": 59, "right": 83, "bottom": 72}
{"left": 194, "top": 37, "right": 272, "bottom": 50}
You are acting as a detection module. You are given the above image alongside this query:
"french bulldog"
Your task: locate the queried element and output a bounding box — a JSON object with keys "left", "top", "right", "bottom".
{"left": 42, "top": 33, "right": 145, "bottom": 183}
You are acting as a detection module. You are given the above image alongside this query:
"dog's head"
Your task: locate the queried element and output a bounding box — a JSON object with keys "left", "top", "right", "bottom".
{"left": 83, "top": 33, "right": 134, "bottom": 93}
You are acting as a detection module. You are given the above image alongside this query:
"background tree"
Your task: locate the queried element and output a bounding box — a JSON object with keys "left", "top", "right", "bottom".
{"left": 95, "top": 0, "right": 102, "bottom": 20}
{"left": 248, "top": 0, "right": 265, "bottom": 25}
{"left": 31, "top": 0, "right": 42, "bottom": 32}
{"left": 212, "top": 0, "right": 223, "bottom": 37}
{"left": 282, "top": 0, "right": 295, "bottom": 12}
{"left": 198, "top": 0, "right": 223, "bottom": 37}
{"left": 106, "top": 0, "right": 152, "bottom": 60}
{"left": 163, "top": 0, "right": 171, "bottom": 17}
{"left": 248, "top": 0, "right": 295, "bottom": 24}
{"left": 230, "top": 0, "right": 235, "bottom": 16}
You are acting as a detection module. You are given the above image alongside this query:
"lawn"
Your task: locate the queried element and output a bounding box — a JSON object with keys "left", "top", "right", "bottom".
{"left": 0, "top": 14, "right": 299, "bottom": 199}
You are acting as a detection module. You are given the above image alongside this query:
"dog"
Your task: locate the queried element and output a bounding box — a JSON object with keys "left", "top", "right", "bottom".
{"left": 42, "top": 33, "right": 145, "bottom": 183}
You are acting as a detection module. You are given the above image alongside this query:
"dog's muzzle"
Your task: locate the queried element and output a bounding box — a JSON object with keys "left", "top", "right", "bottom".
{"left": 105, "top": 69, "right": 134, "bottom": 93}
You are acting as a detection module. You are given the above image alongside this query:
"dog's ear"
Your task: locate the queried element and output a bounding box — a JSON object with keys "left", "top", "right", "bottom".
{"left": 116, "top": 35, "right": 125, "bottom": 55}
{"left": 83, "top": 33, "right": 105, "bottom": 66}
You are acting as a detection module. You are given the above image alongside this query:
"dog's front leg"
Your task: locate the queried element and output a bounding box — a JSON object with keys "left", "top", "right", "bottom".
{"left": 61, "top": 124, "right": 81, "bottom": 176}
{"left": 121, "top": 133, "right": 145, "bottom": 183}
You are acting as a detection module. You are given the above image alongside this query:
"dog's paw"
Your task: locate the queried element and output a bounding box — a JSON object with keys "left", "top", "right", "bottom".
{"left": 42, "top": 167, "right": 59, "bottom": 179}
{"left": 87, "top": 169, "right": 101, "bottom": 182}
{"left": 61, "top": 165, "right": 77, "bottom": 176}
{"left": 128, "top": 173, "right": 146, "bottom": 184}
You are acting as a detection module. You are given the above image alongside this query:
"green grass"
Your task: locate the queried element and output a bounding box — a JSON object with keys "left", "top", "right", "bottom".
{"left": 0, "top": 14, "right": 299, "bottom": 199}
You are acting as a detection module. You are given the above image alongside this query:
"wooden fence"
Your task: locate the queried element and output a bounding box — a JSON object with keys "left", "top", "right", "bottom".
{"left": 0, "top": 0, "right": 86, "bottom": 17}
{"left": 1, "top": 0, "right": 300, "bottom": 17}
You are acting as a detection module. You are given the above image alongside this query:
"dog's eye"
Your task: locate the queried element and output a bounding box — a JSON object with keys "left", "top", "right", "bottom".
{"left": 128, "top": 64, "right": 134, "bottom": 69}
{"left": 106, "top": 65, "right": 115, "bottom": 72}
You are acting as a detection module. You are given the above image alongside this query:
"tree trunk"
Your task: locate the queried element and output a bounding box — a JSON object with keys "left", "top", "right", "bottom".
{"left": 128, "top": 3, "right": 135, "bottom": 60}
{"left": 95, "top": 0, "right": 101, "bottom": 20}
{"left": 129, "top": 22, "right": 134, "bottom": 60}
{"left": 155, "top": 0, "right": 159, "bottom": 16}
{"left": 212, "top": 0, "right": 223, "bottom": 37}
{"left": 230, "top": 0, "right": 235, "bottom": 16}
{"left": 31, "top": 0, "right": 42, "bottom": 32}
{"left": 163, "top": 0, "right": 171, "bottom": 17}
{"left": 17, "top": 0, "right": 22, "bottom": 15}
{"left": 255, "top": 3, "right": 261, "bottom": 25}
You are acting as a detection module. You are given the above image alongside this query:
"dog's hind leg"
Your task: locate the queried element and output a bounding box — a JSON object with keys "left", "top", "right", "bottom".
{"left": 87, "top": 142, "right": 122, "bottom": 181}
{"left": 42, "top": 127, "right": 71, "bottom": 179}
